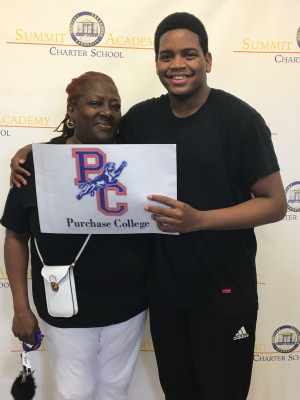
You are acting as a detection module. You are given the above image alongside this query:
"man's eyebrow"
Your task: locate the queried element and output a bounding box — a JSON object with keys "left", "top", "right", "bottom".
{"left": 159, "top": 47, "right": 200, "bottom": 54}
{"left": 158, "top": 49, "right": 173, "bottom": 54}
{"left": 181, "top": 47, "right": 200, "bottom": 52}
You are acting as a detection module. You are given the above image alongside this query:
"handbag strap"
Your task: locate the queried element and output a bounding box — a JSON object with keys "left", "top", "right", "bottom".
{"left": 34, "top": 234, "right": 91, "bottom": 268}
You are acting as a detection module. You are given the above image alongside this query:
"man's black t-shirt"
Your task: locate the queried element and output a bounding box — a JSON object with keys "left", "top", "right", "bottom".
{"left": 120, "top": 89, "right": 279, "bottom": 314}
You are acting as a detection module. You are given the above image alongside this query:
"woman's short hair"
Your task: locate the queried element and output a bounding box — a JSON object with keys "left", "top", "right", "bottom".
{"left": 66, "top": 71, "right": 115, "bottom": 106}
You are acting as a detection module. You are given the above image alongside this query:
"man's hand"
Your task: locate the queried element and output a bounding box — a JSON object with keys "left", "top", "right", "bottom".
{"left": 145, "top": 173, "right": 287, "bottom": 233}
{"left": 145, "top": 195, "right": 202, "bottom": 233}
{"left": 10, "top": 144, "right": 32, "bottom": 188}
{"left": 12, "top": 309, "right": 39, "bottom": 345}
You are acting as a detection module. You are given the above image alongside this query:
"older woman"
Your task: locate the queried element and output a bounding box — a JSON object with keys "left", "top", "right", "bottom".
{"left": 1, "top": 72, "right": 151, "bottom": 400}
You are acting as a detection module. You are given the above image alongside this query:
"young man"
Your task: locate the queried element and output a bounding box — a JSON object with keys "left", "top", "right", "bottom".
{"left": 120, "top": 12, "right": 287, "bottom": 400}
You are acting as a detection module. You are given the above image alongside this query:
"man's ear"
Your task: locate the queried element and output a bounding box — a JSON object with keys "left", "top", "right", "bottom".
{"left": 155, "top": 56, "right": 159, "bottom": 75}
{"left": 205, "top": 52, "right": 212, "bottom": 73}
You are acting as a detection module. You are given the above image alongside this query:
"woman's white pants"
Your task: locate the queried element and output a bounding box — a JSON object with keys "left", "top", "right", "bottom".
{"left": 42, "top": 311, "right": 146, "bottom": 400}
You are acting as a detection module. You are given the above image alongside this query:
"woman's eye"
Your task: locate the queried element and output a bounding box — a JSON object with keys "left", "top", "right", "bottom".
{"left": 112, "top": 104, "right": 121, "bottom": 111}
{"left": 90, "top": 101, "right": 102, "bottom": 107}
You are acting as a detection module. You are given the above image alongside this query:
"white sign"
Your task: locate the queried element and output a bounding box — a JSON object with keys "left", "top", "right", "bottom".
{"left": 33, "top": 143, "right": 177, "bottom": 234}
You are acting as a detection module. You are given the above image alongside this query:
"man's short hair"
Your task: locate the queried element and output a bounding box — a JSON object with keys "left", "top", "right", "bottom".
{"left": 154, "top": 12, "right": 208, "bottom": 57}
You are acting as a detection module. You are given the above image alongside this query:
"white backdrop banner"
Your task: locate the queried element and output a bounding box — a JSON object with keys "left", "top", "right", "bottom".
{"left": 33, "top": 143, "right": 177, "bottom": 234}
{"left": 0, "top": 0, "right": 300, "bottom": 399}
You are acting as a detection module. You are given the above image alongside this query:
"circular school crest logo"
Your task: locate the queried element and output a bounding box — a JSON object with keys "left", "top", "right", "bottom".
{"left": 297, "top": 27, "right": 300, "bottom": 48}
{"left": 70, "top": 12, "right": 105, "bottom": 47}
{"left": 272, "top": 326, "right": 300, "bottom": 353}
{"left": 285, "top": 181, "right": 300, "bottom": 212}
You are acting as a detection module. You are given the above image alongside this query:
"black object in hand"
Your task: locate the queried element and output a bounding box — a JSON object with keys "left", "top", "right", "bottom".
{"left": 11, "top": 370, "right": 36, "bottom": 400}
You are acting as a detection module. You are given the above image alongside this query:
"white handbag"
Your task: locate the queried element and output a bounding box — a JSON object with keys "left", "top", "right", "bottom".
{"left": 34, "top": 235, "right": 91, "bottom": 318}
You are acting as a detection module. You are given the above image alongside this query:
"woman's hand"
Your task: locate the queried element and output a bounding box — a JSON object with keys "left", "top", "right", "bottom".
{"left": 10, "top": 144, "right": 32, "bottom": 188}
{"left": 12, "top": 309, "right": 39, "bottom": 345}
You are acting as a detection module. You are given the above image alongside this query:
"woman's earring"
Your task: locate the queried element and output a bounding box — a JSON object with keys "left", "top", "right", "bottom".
{"left": 66, "top": 119, "right": 75, "bottom": 129}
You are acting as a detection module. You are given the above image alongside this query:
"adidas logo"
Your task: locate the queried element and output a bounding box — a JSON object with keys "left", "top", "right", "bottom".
{"left": 233, "top": 326, "right": 249, "bottom": 340}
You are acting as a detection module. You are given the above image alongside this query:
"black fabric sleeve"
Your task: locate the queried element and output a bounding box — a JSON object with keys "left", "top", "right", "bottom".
{"left": 1, "top": 188, "right": 30, "bottom": 233}
{"left": 235, "top": 113, "right": 280, "bottom": 188}
{"left": 0, "top": 154, "right": 34, "bottom": 233}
